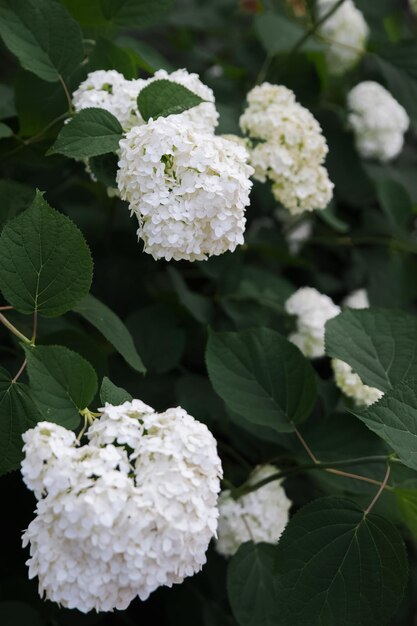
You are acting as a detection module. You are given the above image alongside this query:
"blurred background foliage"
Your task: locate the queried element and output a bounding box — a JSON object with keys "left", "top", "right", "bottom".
{"left": 1, "top": 0, "right": 417, "bottom": 624}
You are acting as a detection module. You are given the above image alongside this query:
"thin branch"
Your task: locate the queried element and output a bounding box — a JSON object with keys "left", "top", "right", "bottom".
{"left": 0, "top": 313, "right": 32, "bottom": 344}
{"left": 256, "top": 0, "right": 347, "bottom": 82}
{"left": 294, "top": 426, "right": 319, "bottom": 463}
{"left": 232, "top": 456, "right": 392, "bottom": 499}
{"left": 0, "top": 305, "right": 13, "bottom": 311}
{"left": 365, "top": 464, "right": 391, "bottom": 515}
{"left": 218, "top": 440, "right": 252, "bottom": 470}
{"left": 32, "top": 311, "right": 38, "bottom": 344}
{"left": 12, "top": 359, "right": 27, "bottom": 383}
{"left": 59, "top": 74, "right": 74, "bottom": 114}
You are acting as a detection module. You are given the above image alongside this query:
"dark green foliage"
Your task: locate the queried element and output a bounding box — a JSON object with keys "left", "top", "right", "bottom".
{"left": 1, "top": 0, "right": 417, "bottom": 624}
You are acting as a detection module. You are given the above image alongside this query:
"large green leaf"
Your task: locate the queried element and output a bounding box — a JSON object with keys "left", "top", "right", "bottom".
{"left": 73, "top": 293, "right": 146, "bottom": 374}
{"left": 0, "top": 0, "right": 83, "bottom": 82}
{"left": 325, "top": 308, "right": 417, "bottom": 392}
{"left": 137, "top": 79, "right": 204, "bottom": 122}
{"left": 273, "top": 497, "right": 408, "bottom": 626}
{"left": 206, "top": 327, "right": 316, "bottom": 432}
{"left": 0, "top": 367, "right": 40, "bottom": 476}
{"left": 0, "top": 191, "right": 93, "bottom": 317}
{"left": 227, "top": 543, "right": 279, "bottom": 626}
{"left": 24, "top": 344, "right": 97, "bottom": 428}
{"left": 352, "top": 379, "right": 417, "bottom": 471}
{"left": 48, "top": 108, "right": 123, "bottom": 159}
{"left": 100, "top": 0, "right": 171, "bottom": 28}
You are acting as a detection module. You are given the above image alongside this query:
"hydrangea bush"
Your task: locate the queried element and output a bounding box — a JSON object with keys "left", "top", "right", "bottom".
{"left": 1, "top": 0, "right": 417, "bottom": 624}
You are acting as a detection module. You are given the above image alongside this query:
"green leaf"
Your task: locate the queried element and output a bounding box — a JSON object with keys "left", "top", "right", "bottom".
{"left": 89, "top": 37, "right": 137, "bottom": 79}
{"left": 24, "top": 344, "right": 97, "bottom": 428}
{"left": 100, "top": 376, "right": 132, "bottom": 405}
{"left": 116, "top": 36, "right": 173, "bottom": 72}
{"left": 396, "top": 488, "right": 417, "bottom": 539}
{"left": 273, "top": 497, "right": 408, "bottom": 626}
{"left": 0, "top": 367, "right": 40, "bottom": 476}
{"left": 126, "top": 304, "right": 185, "bottom": 374}
{"left": 255, "top": 12, "right": 322, "bottom": 55}
{"left": 325, "top": 308, "right": 417, "bottom": 392}
{"left": 227, "top": 543, "right": 279, "bottom": 626}
{"left": 352, "top": 379, "right": 417, "bottom": 471}
{"left": 374, "top": 41, "right": 417, "bottom": 128}
{"left": 73, "top": 293, "right": 146, "bottom": 374}
{"left": 0, "top": 179, "right": 35, "bottom": 230}
{"left": 231, "top": 266, "right": 293, "bottom": 313}
{"left": 100, "top": 0, "right": 171, "bottom": 28}
{"left": 0, "top": 122, "right": 12, "bottom": 138}
{"left": 206, "top": 327, "right": 316, "bottom": 432}
{"left": 376, "top": 179, "right": 412, "bottom": 232}
{"left": 168, "top": 267, "right": 213, "bottom": 324}
{"left": 0, "top": 191, "right": 93, "bottom": 317}
{"left": 0, "top": 0, "right": 83, "bottom": 82}
{"left": 88, "top": 153, "right": 118, "bottom": 188}
{"left": 48, "top": 108, "right": 123, "bottom": 159}
{"left": 0, "top": 84, "right": 16, "bottom": 120}
{"left": 137, "top": 79, "right": 204, "bottom": 122}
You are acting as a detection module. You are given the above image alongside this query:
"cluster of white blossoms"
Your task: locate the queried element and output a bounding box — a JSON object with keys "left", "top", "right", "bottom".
{"left": 73, "top": 68, "right": 253, "bottom": 261}
{"left": 72, "top": 70, "right": 147, "bottom": 131}
{"left": 331, "top": 289, "right": 384, "bottom": 407}
{"left": 285, "top": 286, "right": 383, "bottom": 406}
{"left": 317, "top": 0, "right": 369, "bottom": 75}
{"left": 331, "top": 358, "right": 384, "bottom": 407}
{"left": 285, "top": 287, "right": 341, "bottom": 358}
{"left": 215, "top": 465, "right": 291, "bottom": 557}
{"left": 240, "top": 83, "right": 333, "bottom": 215}
{"left": 21, "top": 401, "right": 222, "bottom": 613}
{"left": 117, "top": 116, "right": 253, "bottom": 261}
{"left": 347, "top": 81, "right": 410, "bottom": 162}
{"left": 72, "top": 68, "right": 218, "bottom": 133}
{"left": 147, "top": 68, "right": 219, "bottom": 131}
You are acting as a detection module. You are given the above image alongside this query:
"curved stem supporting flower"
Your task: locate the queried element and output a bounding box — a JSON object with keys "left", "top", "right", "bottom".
{"left": 365, "top": 463, "right": 391, "bottom": 515}
{"left": 0, "top": 313, "right": 32, "bottom": 344}
{"left": 12, "top": 359, "right": 27, "bottom": 383}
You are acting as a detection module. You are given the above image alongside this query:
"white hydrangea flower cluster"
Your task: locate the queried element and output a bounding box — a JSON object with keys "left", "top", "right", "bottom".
{"left": 285, "top": 287, "right": 341, "bottom": 358}
{"left": 331, "top": 358, "right": 384, "bottom": 407}
{"left": 21, "top": 402, "right": 222, "bottom": 613}
{"left": 117, "top": 116, "right": 253, "bottom": 261}
{"left": 347, "top": 81, "right": 410, "bottom": 162}
{"left": 215, "top": 465, "right": 291, "bottom": 557}
{"left": 331, "top": 288, "right": 384, "bottom": 407}
{"left": 72, "top": 69, "right": 253, "bottom": 261}
{"left": 147, "top": 68, "right": 219, "bottom": 131}
{"left": 240, "top": 83, "right": 333, "bottom": 215}
{"left": 317, "top": 0, "right": 369, "bottom": 75}
{"left": 72, "top": 70, "right": 147, "bottom": 131}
